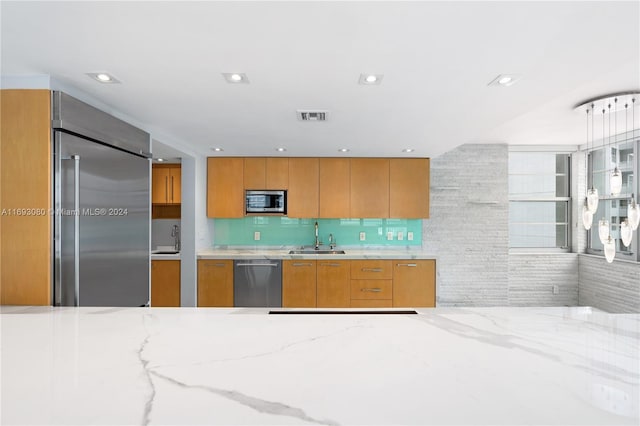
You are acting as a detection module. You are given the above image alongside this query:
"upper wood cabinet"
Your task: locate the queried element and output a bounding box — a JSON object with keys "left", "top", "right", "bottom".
{"left": 393, "top": 260, "right": 435, "bottom": 307}
{"left": 390, "top": 158, "right": 429, "bottom": 218}
{"left": 282, "top": 260, "right": 317, "bottom": 307}
{"left": 152, "top": 165, "right": 181, "bottom": 204}
{"left": 198, "top": 259, "right": 234, "bottom": 307}
{"left": 244, "top": 158, "right": 288, "bottom": 189}
{"left": 207, "top": 157, "right": 244, "bottom": 218}
{"left": 319, "top": 158, "right": 350, "bottom": 218}
{"left": 288, "top": 158, "right": 319, "bottom": 218}
{"left": 350, "top": 158, "right": 389, "bottom": 218}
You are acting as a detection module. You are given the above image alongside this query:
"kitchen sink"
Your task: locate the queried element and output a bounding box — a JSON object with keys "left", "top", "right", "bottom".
{"left": 288, "top": 249, "right": 346, "bottom": 255}
{"left": 152, "top": 250, "right": 180, "bottom": 254}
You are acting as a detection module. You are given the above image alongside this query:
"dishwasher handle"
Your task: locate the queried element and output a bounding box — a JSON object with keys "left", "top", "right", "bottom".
{"left": 236, "top": 263, "right": 279, "bottom": 267}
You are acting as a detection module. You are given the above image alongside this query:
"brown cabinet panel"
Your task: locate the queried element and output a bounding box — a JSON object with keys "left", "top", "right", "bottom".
{"left": 207, "top": 158, "right": 244, "bottom": 218}
{"left": 288, "top": 158, "right": 319, "bottom": 218}
{"left": 170, "top": 167, "right": 181, "bottom": 204}
{"left": 393, "top": 260, "right": 436, "bottom": 307}
{"left": 390, "top": 159, "right": 429, "bottom": 218}
{"left": 317, "top": 261, "right": 350, "bottom": 308}
{"left": 198, "top": 260, "right": 234, "bottom": 307}
{"left": 283, "top": 260, "right": 317, "bottom": 307}
{"left": 350, "top": 158, "right": 389, "bottom": 218}
{"left": 350, "top": 299, "right": 393, "bottom": 308}
{"left": 244, "top": 158, "right": 266, "bottom": 189}
{"left": 319, "top": 158, "right": 350, "bottom": 218}
{"left": 152, "top": 167, "right": 170, "bottom": 203}
{"left": 350, "top": 260, "right": 392, "bottom": 280}
{"left": 151, "top": 260, "right": 181, "bottom": 307}
{"left": 350, "top": 279, "right": 393, "bottom": 300}
{"left": 266, "top": 158, "right": 289, "bottom": 189}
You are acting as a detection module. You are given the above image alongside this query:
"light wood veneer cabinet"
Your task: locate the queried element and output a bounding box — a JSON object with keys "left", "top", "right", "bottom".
{"left": 151, "top": 260, "right": 181, "bottom": 307}
{"left": 282, "top": 260, "right": 317, "bottom": 307}
{"left": 319, "top": 158, "right": 350, "bottom": 218}
{"left": 350, "top": 260, "right": 393, "bottom": 308}
{"left": 207, "top": 157, "right": 244, "bottom": 218}
{"left": 393, "top": 260, "right": 436, "bottom": 307}
{"left": 316, "top": 260, "right": 350, "bottom": 307}
{"left": 152, "top": 165, "right": 181, "bottom": 204}
{"left": 350, "top": 158, "right": 390, "bottom": 218}
{"left": 390, "top": 158, "right": 429, "bottom": 218}
{"left": 198, "top": 260, "right": 234, "bottom": 307}
{"left": 288, "top": 158, "right": 319, "bottom": 218}
{"left": 244, "top": 158, "right": 289, "bottom": 189}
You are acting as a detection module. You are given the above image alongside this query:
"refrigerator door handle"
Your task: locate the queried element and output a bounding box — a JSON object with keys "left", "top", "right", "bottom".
{"left": 71, "top": 155, "right": 80, "bottom": 306}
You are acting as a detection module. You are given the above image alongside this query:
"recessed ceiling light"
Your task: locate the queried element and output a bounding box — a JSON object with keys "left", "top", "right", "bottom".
{"left": 222, "top": 73, "right": 249, "bottom": 84}
{"left": 338, "top": 148, "right": 350, "bottom": 153}
{"left": 86, "top": 72, "right": 120, "bottom": 84}
{"left": 403, "top": 148, "right": 415, "bottom": 153}
{"left": 211, "top": 147, "right": 224, "bottom": 152}
{"left": 275, "top": 147, "right": 287, "bottom": 152}
{"left": 488, "top": 74, "right": 521, "bottom": 87}
{"left": 157, "top": 158, "right": 165, "bottom": 162}
{"left": 359, "top": 73, "right": 384, "bottom": 85}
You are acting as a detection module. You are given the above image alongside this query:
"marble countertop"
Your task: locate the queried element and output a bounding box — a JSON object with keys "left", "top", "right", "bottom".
{"left": 151, "top": 253, "right": 181, "bottom": 260}
{"left": 1, "top": 306, "right": 637, "bottom": 425}
{"left": 198, "top": 247, "right": 436, "bottom": 260}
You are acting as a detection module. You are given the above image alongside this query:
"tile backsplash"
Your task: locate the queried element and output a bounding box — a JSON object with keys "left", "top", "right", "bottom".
{"left": 213, "top": 217, "right": 422, "bottom": 247}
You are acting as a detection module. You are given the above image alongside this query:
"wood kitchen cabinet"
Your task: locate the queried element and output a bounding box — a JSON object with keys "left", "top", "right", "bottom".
{"left": 1, "top": 89, "right": 51, "bottom": 305}
{"left": 393, "top": 260, "right": 436, "bottom": 307}
{"left": 152, "top": 164, "right": 181, "bottom": 204}
{"left": 390, "top": 158, "right": 429, "bottom": 218}
{"left": 350, "top": 158, "right": 389, "bottom": 218}
{"left": 198, "top": 259, "right": 234, "bottom": 307}
{"left": 287, "top": 158, "right": 319, "bottom": 218}
{"left": 317, "top": 260, "right": 350, "bottom": 307}
{"left": 207, "top": 157, "right": 244, "bottom": 218}
{"left": 350, "top": 260, "right": 393, "bottom": 307}
{"left": 319, "top": 158, "right": 350, "bottom": 218}
{"left": 244, "top": 158, "right": 289, "bottom": 189}
{"left": 151, "top": 260, "right": 181, "bottom": 307}
{"left": 282, "top": 260, "right": 317, "bottom": 307}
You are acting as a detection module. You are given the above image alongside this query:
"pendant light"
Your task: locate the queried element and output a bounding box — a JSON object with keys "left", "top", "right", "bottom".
{"left": 610, "top": 99, "right": 623, "bottom": 195}
{"left": 597, "top": 107, "right": 609, "bottom": 244}
{"left": 629, "top": 194, "right": 640, "bottom": 231}
{"left": 585, "top": 104, "right": 599, "bottom": 214}
{"left": 581, "top": 107, "right": 595, "bottom": 229}
{"left": 621, "top": 219, "right": 633, "bottom": 247}
{"left": 604, "top": 235, "right": 616, "bottom": 263}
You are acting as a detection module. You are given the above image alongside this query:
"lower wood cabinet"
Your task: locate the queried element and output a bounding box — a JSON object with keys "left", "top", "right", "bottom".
{"left": 151, "top": 260, "right": 180, "bottom": 307}
{"left": 317, "top": 260, "right": 350, "bottom": 308}
{"left": 350, "top": 260, "right": 393, "bottom": 307}
{"left": 282, "top": 260, "right": 317, "bottom": 307}
{"left": 393, "top": 260, "right": 436, "bottom": 307}
{"left": 198, "top": 259, "right": 234, "bottom": 307}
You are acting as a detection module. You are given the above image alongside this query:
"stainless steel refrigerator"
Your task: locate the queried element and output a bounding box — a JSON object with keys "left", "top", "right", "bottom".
{"left": 53, "top": 92, "right": 151, "bottom": 306}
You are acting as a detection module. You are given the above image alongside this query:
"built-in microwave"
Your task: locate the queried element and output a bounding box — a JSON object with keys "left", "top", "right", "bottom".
{"left": 245, "top": 190, "right": 286, "bottom": 214}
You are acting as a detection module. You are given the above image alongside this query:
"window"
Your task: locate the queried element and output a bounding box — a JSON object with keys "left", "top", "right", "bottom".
{"left": 509, "top": 152, "right": 571, "bottom": 250}
{"left": 587, "top": 137, "right": 640, "bottom": 261}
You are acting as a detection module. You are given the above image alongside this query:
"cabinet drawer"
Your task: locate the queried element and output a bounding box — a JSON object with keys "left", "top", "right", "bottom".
{"left": 350, "top": 299, "right": 393, "bottom": 308}
{"left": 350, "top": 279, "right": 392, "bottom": 300}
{"left": 350, "top": 260, "right": 392, "bottom": 279}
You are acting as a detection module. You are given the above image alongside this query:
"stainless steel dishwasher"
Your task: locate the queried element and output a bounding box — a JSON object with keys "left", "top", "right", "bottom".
{"left": 233, "top": 260, "right": 282, "bottom": 307}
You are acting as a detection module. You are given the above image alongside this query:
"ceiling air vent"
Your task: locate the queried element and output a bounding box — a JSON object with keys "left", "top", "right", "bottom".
{"left": 297, "top": 110, "right": 328, "bottom": 121}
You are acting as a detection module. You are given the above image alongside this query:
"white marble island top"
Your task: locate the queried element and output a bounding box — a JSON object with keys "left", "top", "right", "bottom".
{"left": 1, "top": 306, "right": 637, "bottom": 425}
{"left": 198, "top": 247, "right": 436, "bottom": 260}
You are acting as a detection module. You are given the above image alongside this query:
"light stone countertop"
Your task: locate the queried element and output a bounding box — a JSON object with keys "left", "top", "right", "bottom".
{"left": 150, "top": 253, "right": 181, "bottom": 260}
{"left": 198, "top": 247, "right": 437, "bottom": 260}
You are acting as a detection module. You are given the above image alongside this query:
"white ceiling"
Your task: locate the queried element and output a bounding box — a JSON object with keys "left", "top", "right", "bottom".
{"left": 2, "top": 1, "right": 639, "bottom": 158}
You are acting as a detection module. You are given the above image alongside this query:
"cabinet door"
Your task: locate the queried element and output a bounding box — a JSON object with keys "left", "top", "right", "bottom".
{"left": 350, "top": 158, "right": 389, "bottom": 218}
{"left": 319, "top": 158, "right": 350, "bottom": 218}
{"left": 393, "top": 260, "right": 435, "bottom": 307}
{"left": 151, "top": 260, "right": 181, "bottom": 307}
{"left": 198, "top": 260, "right": 234, "bottom": 307}
{"left": 244, "top": 158, "right": 266, "bottom": 189}
{"left": 207, "top": 158, "right": 244, "bottom": 218}
{"left": 390, "top": 159, "right": 429, "bottom": 218}
{"left": 350, "top": 260, "right": 393, "bottom": 280}
{"left": 266, "top": 158, "right": 289, "bottom": 189}
{"left": 317, "top": 261, "right": 350, "bottom": 307}
{"left": 152, "top": 167, "right": 170, "bottom": 204}
{"left": 170, "top": 166, "right": 181, "bottom": 204}
{"left": 282, "top": 260, "right": 317, "bottom": 307}
{"left": 287, "top": 158, "right": 319, "bottom": 218}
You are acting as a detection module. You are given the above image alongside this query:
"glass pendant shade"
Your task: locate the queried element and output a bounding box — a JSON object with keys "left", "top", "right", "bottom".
{"left": 598, "top": 218, "right": 610, "bottom": 244}
{"left": 620, "top": 220, "right": 633, "bottom": 247}
{"left": 603, "top": 236, "right": 616, "bottom": 263}
{"left": 629, "top": 200, "right": 640, "bottom": 231}
{"left": 586, "top": 188, "right": 599, "bottom": 213}
{"left": 581, "top": 199, "right": 593, "bottom": 230}
{"left": 610, "top": 168, "right": 622, "bottom": 196}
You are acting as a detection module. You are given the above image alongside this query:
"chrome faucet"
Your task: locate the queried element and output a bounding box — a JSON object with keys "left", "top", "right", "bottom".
{"left": 314, "top": 221, "right": 321, "bottom": 250}
{"left": 171, "top": 224, "right": 181, "bottom": 252}
{"left": 329, "top": 233, "right": 336, "bottom": 250}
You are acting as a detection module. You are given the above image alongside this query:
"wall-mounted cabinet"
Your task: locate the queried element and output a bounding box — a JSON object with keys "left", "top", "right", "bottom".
{"left": 288, "top": 158, "right": 319, "bottom": 218}
{"left": 244, "top": 158, "right": 289, "bottom": 190}
{"left": 207, "top": 157, "right": 244, "bottom": 218}
{"left": 390, "top": 158, "right": 429, "bottom": 218}
{"left": 350, "top": 159, "right": 390, "bottom": 218}
{"left": 319, "top": 158, "right": 350, "bottom": 218}
{"left": 152, "top": 165, "right": 181, "bottom": 204}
